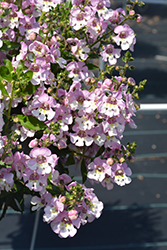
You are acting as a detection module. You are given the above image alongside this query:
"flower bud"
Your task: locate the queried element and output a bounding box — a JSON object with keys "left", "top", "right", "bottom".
{"left": 13, "top": 117, "right": 19, "bottom": 123}
{"left": 29, "top": 138, "right": 38, "bottom": 148}
{"left": 127, "top": 77, "right": 136, "bottom": 86}
{"left": 28, "top": 32, "right": 36, "bottom": 40}
{"left": 106, "top": 158, "right": 114, "bottom": 165}
{"left": 17, "top": 144, "right": 22, "bottom": 149}
{"left": 119, "top": 157, "right": 125, "bottom": 163}
{"left": 68, "top": 209, "right": 78, "bottom": 220}
{"left": 129, "top": 10, "right": 135, "bottom": 16}
{"left": 136, "top": 14, "right": 143, "bottom": 23}
{"left": 1, "top": 2, "right": 9, "bottom": 9}
{"left": 24, "top": 8, "right": 33, "bottom": 14}
{"left": 59, "top": 196, "right": 66, "bottom": 203}
{"left": 102, "top": 79, "right": 112, "bottom": 89}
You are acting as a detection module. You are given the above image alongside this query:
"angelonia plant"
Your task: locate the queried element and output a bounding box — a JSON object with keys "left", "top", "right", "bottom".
{"left": 0, "top": 0, "right": 146, "bottom": 238}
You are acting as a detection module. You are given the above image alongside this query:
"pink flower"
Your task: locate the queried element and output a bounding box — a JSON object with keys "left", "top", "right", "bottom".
{"left": 27, "top": 147, "right": 58, "bottom": 175}
{"left": 43, "top": 196, "right": 64, "bottom": 223}
{"left": 0, "top": 168, "right": 14, "bottom": 193}
{"left": 66, "top": 61, "right": 89, "bottom": 81}
{"left": 87, "top": 157, "right": 111, "bottom": 183}
{"left": 23, "top": 168, "right": 48, "bottom": 192}
{"left": 113, "top": 24, "right": 136, "bottom": 51}
{"left": 31, "top": 93, "right": 56, "bottom": 121}
{"left": 51, "top": 211, "right": 77, "bottom": 238}
{"left": 104, "top": 8, "right": 125, "bottom": 25}
{"left": 69, "top": 6, "right": 93, "bottom": 31}
{"left": 66, "top": 38, "right": 90, "bottom": 61}
{"left": 100, "top": 44, "right": 121, "bottom": 65}
{"left": 31, "top": 192, "right": 52, "bottom": 211}
{"left": 70, "top": 130, "right": 94, "bottom": 147}
{"left": 111, "top": 162, "right": 132, "bottom": 186}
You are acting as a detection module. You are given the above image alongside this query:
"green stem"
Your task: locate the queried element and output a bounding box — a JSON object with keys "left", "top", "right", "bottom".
{"left": 4, "top": 82, "right": 14, "bottom": 134}
{"left": 89, "top": 15, "right": 130, "bottom": 49}
{"left": 38, "top": 11, "right": 45, "bottom": 22}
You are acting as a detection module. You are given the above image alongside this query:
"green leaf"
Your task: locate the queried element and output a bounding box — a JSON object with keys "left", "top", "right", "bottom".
{"left": 19, "top": 82, "right": 38, "bottom": 97}
{"left": 1, "top": 27, "right": 9, "bottom": 34}
{"left": 139, "top": 79, "right": 147, "bottom": 86}
{"left": 0, "top": 202, "right": 7, "bottom": 221}
{"left": 95, "top": 145, "right": 105, "bottom": 158}
{"left": 0, "top": 40, "right": 20, "bottom": 52}
{"left": 0, "top": 8, "right": 11, "bottom": 18}
{"left": 112, "top": 77, "right": 119, "bottom": 84}
{"left": 24, "top": 70, "right": 33, "bottom": 81}
{"left": 64, "top": 0, "right": 72, "bottom": 9}
{"left": 39, "top": 29, "right": 46, "bottom": 38}
{"left": 86, "top": 63, "right": 99, "bottom": 70}
{"left": 0, "top": 77, "right": 9, "bottom": 96}
{"left": 81, "top": 159, "right": 87, "bottom": 184}
{"left": 66, "top": 154, "right": 75, "bottom": 166}
{"left": 0, "top": 66, "right": 12, "bottom": 81}
{"left": 4, "top": 59, "right": 13, "bottom": 72}
{"left": 15, "top": 115, "right": 47, "bottom": 131}
{"left": 16, "top": 64, "right": 23, "bottom": 77}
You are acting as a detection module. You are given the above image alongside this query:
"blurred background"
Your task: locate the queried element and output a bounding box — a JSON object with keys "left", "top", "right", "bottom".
{"left": 0, "top": 1, "right": 167, "bottom": 250}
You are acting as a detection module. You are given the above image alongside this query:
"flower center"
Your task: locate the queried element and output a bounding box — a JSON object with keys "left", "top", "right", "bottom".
{"left": 96, "top": 165, "right": 104, "bottom": 172}
{"left": 78, "top": 130, "right": 86, "bottom": 137}
{"left": 30, "top": 172, "right": 39, "bottom": 180}
{"left": 36, "top": 155, "right": 47, "bottom": 164}
{"left": 73, "top": 68, "right": 80, "bottom": 74}
{"left": 31, "top": 64, "right": 39, "bottom": 72}
{"left": 77, "top": 13, "right": 84, "bottom": 21}
{"left": 106, "top": 47, "right": 113, "bottom": 54}
{"left": 97, "top": 2, "right": 104, "bottom": 10}
{"left": 119, "top": 31, "right": 127, "bottom": 39}
{"left": 40, "top": 102, "right": 50, "bottom": 110}
{"left": 62, "top": 217, "right": 71, "bottom": 224}
{"left": 115, "top": 169, "right": 124, "bottom": 176}
{"left": 25, "top": 22, "right": 32, "bottom": 29}
{"left": 35, "top": 44, "right": 43, "bottom": 52}
{"left": 107, "top": 96, "right": 116, "bottom": 104}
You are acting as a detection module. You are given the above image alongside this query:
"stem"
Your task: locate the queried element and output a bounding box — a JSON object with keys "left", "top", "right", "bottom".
{"left": 38, "top": 11, "right": 45, "bottom": 22}
{"left": 4, "top": 83, "right": 14, "bottom": 134}
{"left": 89, "top": 15, "right": 130, "bottom": 49}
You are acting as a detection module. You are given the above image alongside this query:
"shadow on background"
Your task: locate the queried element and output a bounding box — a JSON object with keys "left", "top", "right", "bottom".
{"left": 132, "top": 41, "right": 159, "bottom": 58}
{"left": 126, "top": 68, "right": 167, "bottom": 100}
{"left": 7, "top": 200, "right": 166, "bottom": 250}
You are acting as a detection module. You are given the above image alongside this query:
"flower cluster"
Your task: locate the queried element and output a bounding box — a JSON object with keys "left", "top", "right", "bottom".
{"left": 0, "top": 0, "right": 146, "bottom": 238}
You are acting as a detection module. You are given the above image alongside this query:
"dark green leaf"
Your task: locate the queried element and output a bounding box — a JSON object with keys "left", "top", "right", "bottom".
{"left": 4, "top": 59, "right": 13, "bottom": 72}
{"left": 95, "top": 145, "right": 105, "bottom": 157}
{"left": 0, "top": 202, "right": 7, "bottom": 221}
{"left": 0, "top": 40, "right": 20, "bottom": 52}
{"left": 1, "top": 27, "right": 9, "bottom": 33}
{"left": 24, "top": 70, "right": 33, "bottom": 81}
{"left": 0, "top": 66, "right": 12, "bottom": 81}
{"left": 0, "top": 77, "right": 9, "bottom": 96}
{"left": 39, "top": 29, "right": 45, "bottom": 38}
{"left": 66, "top": 154, "right": 75, "bottom": 166}
{"left": 0, "top": 8, "right": 11, "bottom": 18}
{"left": 86, "top": 63, "right": 99, "bottom": 70}
{"left": 19, "top": 82, "right": 38, "bottom": 97}
{"left": 81, "top": 159, "right": 87, "bottom": 184}
{"left": 16, "top": 64, "right": 23, "bottom": 77}
{"left": 112, "top": 77, "right": 119, "bottom": 84}
{"left": 15, "top": 115, "right": 47, "bottom": 131}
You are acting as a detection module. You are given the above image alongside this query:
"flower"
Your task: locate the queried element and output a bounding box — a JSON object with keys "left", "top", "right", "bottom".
{"left": 87, "top": 157, "right": 111, "bottom": 183}
{"left": 100, "top": 44, "right": 121, "bottom": 65}
{"left": 27, "top": 147, "right": 58, "bottom": 175}
{"left": 113, "top": 24, "right": 136, "bottom": 51}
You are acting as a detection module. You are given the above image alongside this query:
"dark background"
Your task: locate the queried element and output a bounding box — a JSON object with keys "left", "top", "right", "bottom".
{"left": 0, "top": 2, "right": 167, "bottom": 250}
